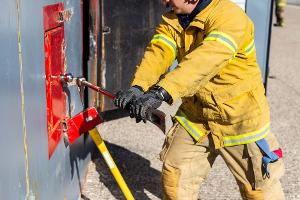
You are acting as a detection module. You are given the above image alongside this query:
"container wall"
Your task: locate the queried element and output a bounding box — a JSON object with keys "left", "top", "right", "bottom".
{"left": 246, "top": 0, "right": 273, "bottom": 84}
{"left": 0, "top": 0, "right": 92, "bottom": 199}
{"left": 101, "top": 0, "right": 166, "bottom": 110}
{"left": 0, "top": 1, "right": 27, "bottom": 199}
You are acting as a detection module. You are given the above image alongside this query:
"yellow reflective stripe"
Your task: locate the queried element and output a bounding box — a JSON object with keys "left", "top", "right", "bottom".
{"left": 244, "top": 38, "right": 256, "bottom": 56}
{"left": 175, "top": 110, "right": 204, "bottom": 141}
{"left": 224, "top": 123, "right": 270, "bottom": 146}
{"left": 151, "top": 34, "right": 177, "bottom": 60}
{"left": 204, "top": 31, "right": 238, "bottom": 53}
{"left": 278, "top": 2, "right": 286, "bottom": 7}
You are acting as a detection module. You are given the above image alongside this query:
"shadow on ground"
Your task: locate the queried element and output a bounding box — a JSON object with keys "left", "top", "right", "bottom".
{"left": 92, "top": 141, "right": 162, "bottom": 200}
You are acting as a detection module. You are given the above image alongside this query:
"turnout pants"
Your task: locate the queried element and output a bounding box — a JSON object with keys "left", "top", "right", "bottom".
{"left": 160, "top": 122, "right": 285, "bottom": 200}
{"left": 275, "top": 0, "right": 285, "bottom": 25}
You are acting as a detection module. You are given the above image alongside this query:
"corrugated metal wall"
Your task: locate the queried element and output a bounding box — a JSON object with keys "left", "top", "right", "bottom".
{"left": 0, "top": 0, "right": 93, "bottom": 199}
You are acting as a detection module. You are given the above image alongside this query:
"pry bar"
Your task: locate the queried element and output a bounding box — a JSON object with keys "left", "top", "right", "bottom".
{"left": 60, "top": 73, "right": 166, "bottom": 132}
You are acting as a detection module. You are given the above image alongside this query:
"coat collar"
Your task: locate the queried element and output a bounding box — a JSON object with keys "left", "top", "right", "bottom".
{"left": 162, "top": 0, "right": 220, "bottom": 32}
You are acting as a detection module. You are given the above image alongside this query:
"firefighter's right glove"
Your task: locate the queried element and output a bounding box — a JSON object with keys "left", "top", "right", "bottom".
{"left": 130, "top": 86, "right": 171, "bottom": 123}
{"left": 113, "top": 86, "right": 144, "bottom": 110}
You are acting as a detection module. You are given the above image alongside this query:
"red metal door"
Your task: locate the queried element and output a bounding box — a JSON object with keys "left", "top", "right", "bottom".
{"left": 43, "top": 3, "right": 66, "bottom": 159}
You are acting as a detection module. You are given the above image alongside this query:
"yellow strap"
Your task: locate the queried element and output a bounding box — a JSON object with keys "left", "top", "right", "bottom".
{"left": 204, "top": 31, "right": 238, "bottom": 53}
{"left": 151, "top": 34, "right": 177, "bottom": 60}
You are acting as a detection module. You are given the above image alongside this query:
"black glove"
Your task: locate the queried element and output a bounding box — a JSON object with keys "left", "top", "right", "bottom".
{"left": 114, "top": 86, "right": 144, "bottom": 110}
{"left": 130, "top": 86, "right": 171, "bottom": 123}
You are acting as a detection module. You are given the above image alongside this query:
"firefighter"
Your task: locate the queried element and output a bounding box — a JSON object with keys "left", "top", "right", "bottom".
{"left": 114, "top": 0, "right": 285, "bottom": 199}
{"left": 274, "top": 0, "right": 286, "bottom": 27}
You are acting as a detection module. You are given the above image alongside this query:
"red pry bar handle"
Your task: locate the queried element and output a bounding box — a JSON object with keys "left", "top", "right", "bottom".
{"left": 79, "top": 78, "right": 116, "bottom": 99}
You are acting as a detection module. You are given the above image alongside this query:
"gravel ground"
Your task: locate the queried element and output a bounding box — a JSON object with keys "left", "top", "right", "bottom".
{"left": 81, "top": 5, "right": 300, "bottom": 200}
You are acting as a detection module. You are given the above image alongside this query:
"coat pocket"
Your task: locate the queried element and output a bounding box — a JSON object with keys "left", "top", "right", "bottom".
{"left": 213, "top": 90, "right": 262, "bottom": 124}
{"left": 159, "top": 123, "right": 180, "bottom": 162}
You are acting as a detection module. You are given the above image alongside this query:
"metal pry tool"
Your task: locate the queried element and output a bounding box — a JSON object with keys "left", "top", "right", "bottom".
{"left": 60, "top": 73, "right": 166, "bottom": 132}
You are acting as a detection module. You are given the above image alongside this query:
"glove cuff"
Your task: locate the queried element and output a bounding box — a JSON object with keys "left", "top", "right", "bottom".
{"left": 132, "top": 85, "right": 144, "bottom": 92}
{"left": 152, "top": 86, "right": 172, "bottom": 103}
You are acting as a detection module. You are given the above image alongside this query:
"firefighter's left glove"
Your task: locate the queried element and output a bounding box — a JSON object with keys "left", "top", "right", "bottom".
{"left": 130, "top": 86, "right": 171, "bottom": 123}
{"left": 114, "top": 86, "right": 144, "bottom": 110}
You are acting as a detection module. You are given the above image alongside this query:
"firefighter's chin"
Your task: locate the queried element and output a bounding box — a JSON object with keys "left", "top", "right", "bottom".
{"left": 171, "top": 7, "right": 181, "bottom": 14}
{"left": 171, "top": 7, "right": 187, "bottom": 14}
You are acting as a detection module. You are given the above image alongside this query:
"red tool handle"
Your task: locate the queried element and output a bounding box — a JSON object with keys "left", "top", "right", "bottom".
{"left": 60, "top": 74, "right": 166, "bottom": 132}
{"left": 80, "top": 79, "right": 165, "bottom": 127}
{"left": 81, "top": 80, "right": 116, "bottom": 99}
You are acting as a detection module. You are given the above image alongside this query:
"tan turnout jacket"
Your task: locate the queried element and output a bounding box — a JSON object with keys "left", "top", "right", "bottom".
{"left": 132, "top": 0, "right": 270, "bottom": 148}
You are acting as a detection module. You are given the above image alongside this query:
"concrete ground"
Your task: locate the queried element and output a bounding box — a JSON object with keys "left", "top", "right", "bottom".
{"left": 81, "top": 5, "right": 300, "bottom": 200}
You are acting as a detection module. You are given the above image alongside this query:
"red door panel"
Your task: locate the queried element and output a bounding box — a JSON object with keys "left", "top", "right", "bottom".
{"left": 43, "top": 3, "right": 66, "bottom": 159}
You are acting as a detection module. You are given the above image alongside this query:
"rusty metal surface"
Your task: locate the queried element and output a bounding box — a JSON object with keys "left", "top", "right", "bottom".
{"left": 85, "top": 0, "right": 101, "bottom": 108}
{"left": 0, "top": 0, "right": 92, "bottom": 199}
{"left": 100, "top": 0, "right": 166, "bottom": 110}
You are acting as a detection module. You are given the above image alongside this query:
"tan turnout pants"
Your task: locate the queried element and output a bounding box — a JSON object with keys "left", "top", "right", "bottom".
{"left": 159, "top": 122, "right": 285, "bottom": 200}
{"left": 275, "top": 0, "right": 285, "bottom": 24}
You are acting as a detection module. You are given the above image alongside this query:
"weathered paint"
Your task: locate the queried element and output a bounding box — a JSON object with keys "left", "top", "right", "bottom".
{"left": 0, "top": 1, "right": 27, "bottom": 199}
{"left": 43, "top": 3, "right": 67, "bottom": 158}
{"left": 100, "top": 0, "right": 166, "bottom": 110}
{"left": 0, "top": 0, "right": 93, "bottom": 199}
{"left": 87, "top": 0, "right": 101, "bottom": 109}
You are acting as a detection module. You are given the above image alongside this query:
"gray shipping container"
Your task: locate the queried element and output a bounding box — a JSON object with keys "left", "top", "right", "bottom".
{"left": 0, "top": 0, "right": 276, "bottom": 199}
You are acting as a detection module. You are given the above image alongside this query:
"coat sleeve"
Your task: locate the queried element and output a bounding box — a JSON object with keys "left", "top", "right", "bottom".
{"left": 157, "top": 7, "right": 253, "bottom": 102}
{"left": 131, "top": 21, "right": 177, "bottom": 92}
